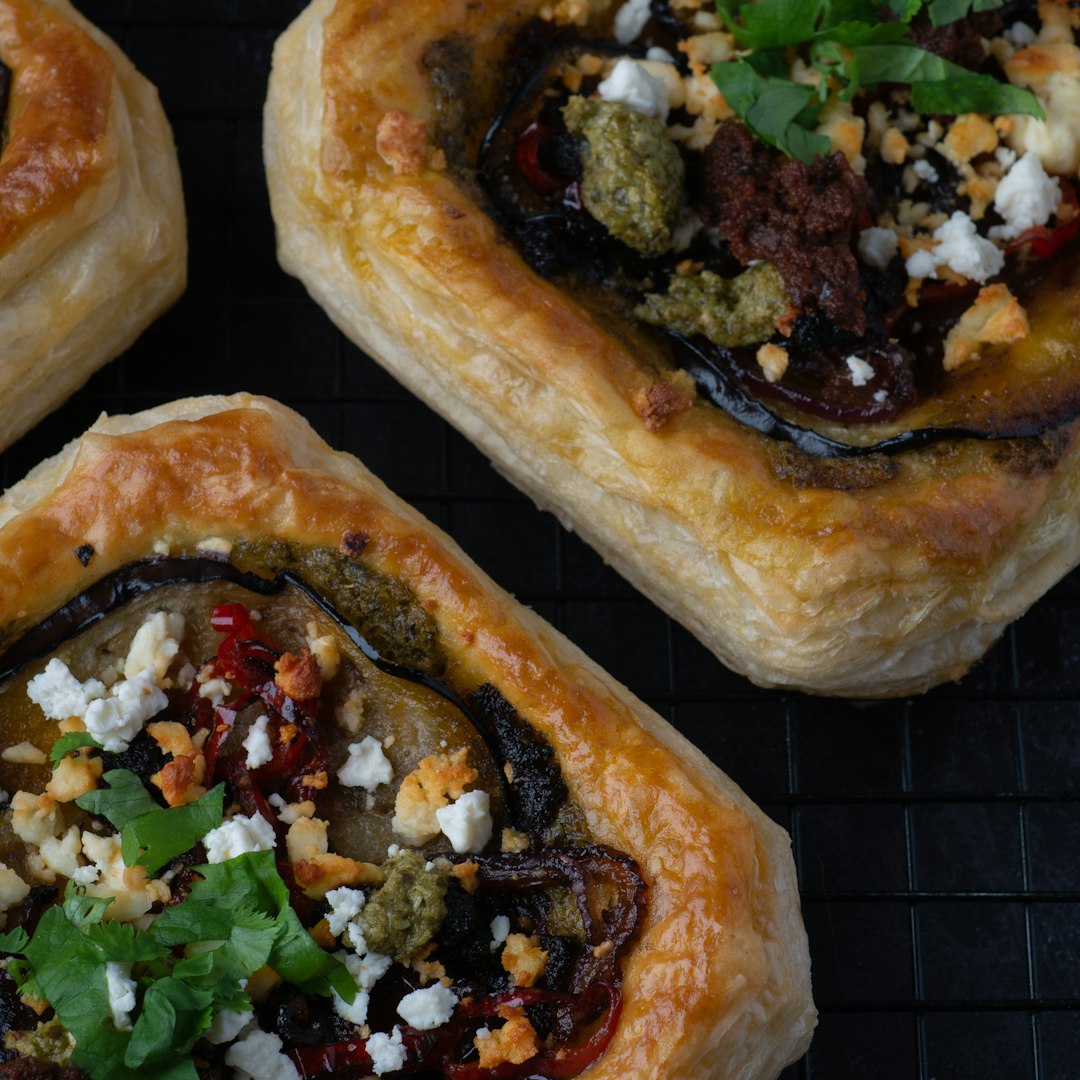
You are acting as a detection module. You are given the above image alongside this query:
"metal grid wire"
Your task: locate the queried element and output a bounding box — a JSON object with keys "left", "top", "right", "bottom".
{"left": 1, "top": 3, "right": 1078, "bottom": 1076}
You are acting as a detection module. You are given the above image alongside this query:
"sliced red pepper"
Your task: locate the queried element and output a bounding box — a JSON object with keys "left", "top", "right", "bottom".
{"left": 515, "top": 122, "right": 566, "bottom": 197}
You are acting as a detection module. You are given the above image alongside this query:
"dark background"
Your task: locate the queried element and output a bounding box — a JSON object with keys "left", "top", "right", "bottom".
{"left": 3, "top": 3, "right": 1079, "bottom": 1077}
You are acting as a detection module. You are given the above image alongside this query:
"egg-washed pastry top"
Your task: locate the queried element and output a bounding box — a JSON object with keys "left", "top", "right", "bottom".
{"left": 0, "top": 396, "right": 813, "bottom": 1080}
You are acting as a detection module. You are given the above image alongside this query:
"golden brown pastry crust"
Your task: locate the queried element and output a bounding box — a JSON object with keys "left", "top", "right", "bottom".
{"left": 0, "top": 0, "right": 186, "bottom": 451}
{"left": 0, "top": 393, "right": 814, "bottom": 1080}
{"left": 263, "top": 0, "right": 1080, "bottom": 698}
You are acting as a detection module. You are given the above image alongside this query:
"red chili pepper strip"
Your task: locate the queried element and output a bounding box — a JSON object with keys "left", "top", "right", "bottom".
{"left": 515, "top": 122, "right": 565, "bottom": 196}
{"left": 210, "top": 602, "right": 256, "bottom": 634}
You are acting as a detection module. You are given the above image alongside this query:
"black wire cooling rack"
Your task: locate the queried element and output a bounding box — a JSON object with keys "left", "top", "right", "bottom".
{"left": 2, "top": 3, "right": 1078, "bottom": 1077}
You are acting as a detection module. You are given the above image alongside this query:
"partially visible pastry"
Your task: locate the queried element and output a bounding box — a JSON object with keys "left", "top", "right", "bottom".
{"left": 0, "top": 0, "right": 185, "bottom": 450}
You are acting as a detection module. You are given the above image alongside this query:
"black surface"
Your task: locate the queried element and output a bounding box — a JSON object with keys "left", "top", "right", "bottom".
{"left": 2, "top": 3, "right": 1079, "bottom": 1077}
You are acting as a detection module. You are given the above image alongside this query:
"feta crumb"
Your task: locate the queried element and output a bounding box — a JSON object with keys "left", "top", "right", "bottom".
{"left": 1, "top": 742, "right": 46, "bottom": 766}
{"left": 224, "top": 1027, "right": 301, "bottom": 1080}
{"left": 995, "top": 146, "right": 1017, "bottom": 169}
{"left": 195, "top": 536, "right": 233, "bottom": 557}
{"left": 333, "top": 986, "right": 371, "bottom": 1026}
{"left": 367, "top": 1027, "right": 406, "bottom": 1075}
{"left": 0, "top": 864, "right": 30, "bottom": 914}
{"left": 597, "top": 58, "right": 668, "bottom": 121}
{"left": 858, "top": 227, "right": 899, "bottom": 270}
{"left": 435, "top": 790, "right": 493, "bottom": 855}
{"left": 873, "top": 389, "right": 889, "bottom": 405}
{"left": 106, "top": 962, "right": 137, "bottom": 1032}
{"left": 912, "top": 158, "right": 939, "bottom": 184}
{"left": 123, "top": 611, "right": 185, "bottom": 686}
{"left": 27, "top": 658, "right": 105, "bottom": 721}
{"left": 243, "top": 715, "right": 273, "bottom": 771}
{"left": 83, "top": 669, "right": 168, "bottom": 753}
{"left": 990, "top": 151, "right": 1062, "bottom": 241}
{"left": 326, "top": 886, "right": 367, "bottom": 937}
{"left": 613, "top": 0, "right": 651, "bottom": 44}
{"left": 646, "top": 45, "right": 675, "bottom": 63}
{"left": 396, "top": 983, "right": 457, "bottom": 1030}
{"left": 337, "top": 737, "right": 394, "bottom": 792}
{"left": 904, "top": 210, "right": 1004, "bottom": 284}
{"left": 1003, "top": 21, "right": 1037, "bottom": 48}
{"left": 175, "top": 663, "right": 196, "bottom": 691}
{"left": 202, "top": 813, "right": 277, "bottom": 864}
{"left": 342, "top": 948, "right": 392, "bottom": 991}
{"left": 71, "top": 864, "right": 99, "bottom": 886}
{"left": 490, "top": 915, "right": 511, "bottom": 952}
{"left": 205, "top": 1005, "right": 253, "bottom": 1044}
{"left": 197, "top": 676, "right": 231, "bottom": 707}
{"left": 845, "top": 355, "right": 876, "bottom": 387}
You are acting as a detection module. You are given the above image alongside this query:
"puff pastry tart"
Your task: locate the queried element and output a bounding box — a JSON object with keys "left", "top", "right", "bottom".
{"left": 0, "top": 0, "right": 185, "bottom": 451}
{"left": 265, "top": 0, "right": 1080, "bottom": 697}
{"left": 0, "top": 395, "right": 813, "bottom": 1079}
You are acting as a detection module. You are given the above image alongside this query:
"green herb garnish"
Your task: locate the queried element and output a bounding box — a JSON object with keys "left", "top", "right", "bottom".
{"left": 711, "top": 0, "right": 1044, "bottom": 161}
{"left": 49, "top": 731, "right": 103, "bottom": 768}
{"left": 0, "top": 853, "right": 354, "bottom": 1080}
{"left": 76, "top": 769, "right": 226, "bottom": 876}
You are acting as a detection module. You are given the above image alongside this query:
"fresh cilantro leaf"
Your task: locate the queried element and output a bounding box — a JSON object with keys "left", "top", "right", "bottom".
{"left": 159, "top": 904, "right": 278, "bottom": 993}
{"left": 882, "top": 0, "right": 925, "bottom": 19}
{"left": 179, "top": 851, "right": 355, "bottom": 1002}
{"left": 49, "top": 731, "right": 103, "bottom": 768}
{"left": 82, "top": 919, "right": 171, "bottom": 964}
{"left": 928, "top": 0, "right": 1004, "bottom": 27}
{"left": 77, "top": 769, "right": 160, "bottom": 828}
{"left": 726, "top": 0, "right": 826, "bottom": 48}
{"left": 126, "top": 977, "right": 215, "bottom": 1067}
{"left": 911, "top": 74, "right": 1045, "bottom": 119}
{"left": 0, "top": 927, "right": 28, "bottom": 955}
{"left": 120, "top": 784, "right": 225, "bottom": 876}
{"left": 851, "top": 43, "right": 1046, "bottom": 119}
{"left": 712, "top": 61, "right": 831, "bottom": 162}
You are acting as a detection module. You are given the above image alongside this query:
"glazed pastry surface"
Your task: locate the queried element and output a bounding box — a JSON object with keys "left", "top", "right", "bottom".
{"left": 263, "top": 0, "right": 1080, "bottom": 697}
{"left": 0, "top": 393, "right": 816, "bottom": 1080}
{"left": 0, "top": 0, "right": 185, "bottom": 451}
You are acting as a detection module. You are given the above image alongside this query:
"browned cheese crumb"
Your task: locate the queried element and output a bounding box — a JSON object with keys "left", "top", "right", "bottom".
{"left": 275, "top": 649, "right": 323, "bottom": 700}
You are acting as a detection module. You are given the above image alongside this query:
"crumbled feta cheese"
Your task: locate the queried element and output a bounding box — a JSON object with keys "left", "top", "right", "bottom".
{"left": 71, "top": 864, "right": 99, "bottom": 886}
{"left": 333, "top": 986, "right": 371, "bottom": 1026}
{"left": 646, "top": 45, "right": 675, "bottom": 63}
{"left": 858, "top": 227, "right": 899, "bottom": 270}
{"left": 912, "top": 157, "right": 939, "bottom": 184}
{"left": 873, "top": 389, "right": 889, "bottom": 405}
{"left": 275, "top": 799, "right": 316, "bottom": 825}
{"left": 1003, "top": 21, "right": 1038, "bottom": 49}
{"left": 80, "top": 831, "right": 171, "bottom": 922}
{"left": 367, "top": 1028, "right": 406, "bottom": 1075}
{"left": 846, "top": 355, "right": 876, "bottom": 387}
{"left": 597, "top": 58, "right": 668, "bottom": 121}
{"left": 243, "top": 715, "right": 273, "bottom": 770}
{"left": 435, "top": 790, "right": 493, "bottom": 855}
{"left": 396, "top": 984, "right": 457, "bottom": 1030}
{"left": 996, "top": 145, "right": 1018, "bottom": 169}
{"left": 83, "top": 669, "right": 168, "bottom": 753}
{"left": 342, "top": 948, "right": 392, "bottom": 992}
{"left": 904, "top": 211, "right": 1004, "bottom": 283}
{"left": 490, "top": 915, "right": 511, "bottom": 952}
{"left": 197, "top": 676, "right": 231, "bottom": 707}
{"left": 224, "top": 1027, "right": 301, "bottom": 1080}
{"left": 0, "top": 864, "right": 30, "bottom": 915}
{"left": 106, "top": 962, "right": 138, "bottom": 1032}
{"left": 1, "top": 742, "right": 46, "bottom": 765}
{"left": 202, "top": 813, "right": 277, "bottom": 864}
{"left": 990, "top": 150, "right": 1062, "bottom": 240}
{"left": 613, "top": 0, "right": 651, "bottom": 44}
{"left": 205, "top": 1006, "right": 253, "bottom": 1044}
{"left": 326, "top": 887, "right": 367, "bottom": 938}
{"left": 175, "top": 663, "right": 196, "bottom": 691}
{"left": 123, "top": 611, "right": 185, "bottom": 686}
{"left": 27, "top": 658, "right": 105, "bottom": 721}
{"left": 195, "top": 536, "right": 233, "bottom": 557}
{"left": 337, "top": 736, "right": 394, "bottom": 792}
{"left": 285, "top": 817, "right": 329, "bottom": 863}
{"left": 39, "top": 825, "right": 82, "bottom": 879}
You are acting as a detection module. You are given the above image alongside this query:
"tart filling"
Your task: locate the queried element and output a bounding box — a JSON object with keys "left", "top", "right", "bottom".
{"left": 0, "top": 552, "right": 645, "bottom": 1079}
{"left": 450, "top": 0, "right": 1080, "bottom": 454}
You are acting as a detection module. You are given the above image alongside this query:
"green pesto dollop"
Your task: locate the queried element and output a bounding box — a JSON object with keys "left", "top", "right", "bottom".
{"left": 562, "top": 96, "right": 684, "bottom": 258}
{"left": 358, "top": 850, "right": 449, "bottom": 964}
{"left": 8, "top": 1018, "right": 75, "bottom": 1064}
{"left": 634, "top": 262, "right": 789, "bottom": 347}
